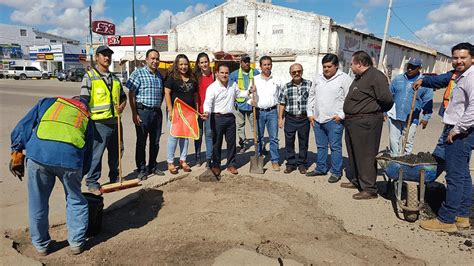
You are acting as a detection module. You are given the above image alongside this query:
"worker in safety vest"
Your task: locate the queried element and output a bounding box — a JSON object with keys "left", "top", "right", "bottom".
{"left": 80, "top": 45, "right": 127, "bottom": 195}
{"left": 10, "top": 97, "right": 94, "bottom": 256}
{"left": 229, "top": 53, "right": 260, "bottom": 153}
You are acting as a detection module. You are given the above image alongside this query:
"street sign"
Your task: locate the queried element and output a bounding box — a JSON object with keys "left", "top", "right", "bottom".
{"left": 92, "top": 20, "right": 115, "bottom": 35}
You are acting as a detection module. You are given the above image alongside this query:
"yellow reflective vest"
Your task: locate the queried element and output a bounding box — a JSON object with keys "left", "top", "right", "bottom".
{"left": 36, "top": 98, "right": 89, "bottom": 148}
{"left": 87, "top": 69, "right": 121, "bottom": 121}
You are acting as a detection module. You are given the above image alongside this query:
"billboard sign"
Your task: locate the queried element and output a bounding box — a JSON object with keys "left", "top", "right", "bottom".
{"left": 92, "top": 20, "right": 115, "bottom": 35}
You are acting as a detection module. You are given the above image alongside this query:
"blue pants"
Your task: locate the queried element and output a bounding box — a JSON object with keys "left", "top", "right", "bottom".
{"left": 257, "top": 108, "right": 279, "bottom": 163}
{"left": 86, "top": 122, "right": 123, "bottom": 190}
{"left": 313, "top": 120, "right": 344, "bottom": 177}
{"left": 135, "top": 109, "right": 163, "bottom": 173}
{"left": 166, "top": 120, "right": 189, "bottom": 163}
{"left": 438, "top": 127, "right": 473, "bottom": 223}
{"left": 27, "top": 159, "right": 88, "bottom": 252}
{"left": 194, "top": 117, "right": 213, "bottom": 160}
{"left": 388, "top": 118, "right": 417, "bottom": 156}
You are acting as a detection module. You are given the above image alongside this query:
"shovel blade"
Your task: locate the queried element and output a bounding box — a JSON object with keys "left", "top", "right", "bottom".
{"left": 250, "top": 155, "right": 265, "bottom": 174}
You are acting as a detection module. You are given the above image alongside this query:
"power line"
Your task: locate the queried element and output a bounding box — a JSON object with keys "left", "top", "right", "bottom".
{"left": 390, "top": 8, "right": 429, "bottom": 46}
{"left": 391, "top": 0, "right": 455, "bottom": 8}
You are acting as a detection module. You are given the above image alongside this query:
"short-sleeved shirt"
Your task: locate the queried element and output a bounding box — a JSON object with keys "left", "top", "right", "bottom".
{"left": 164, "top": 76, "right": 197, "bottom": 107}
{"left": 126, "top": 66, "right": 163, "bottom": 107}
{"left": 278, "top": 78, "right": 312, "bottom": 115}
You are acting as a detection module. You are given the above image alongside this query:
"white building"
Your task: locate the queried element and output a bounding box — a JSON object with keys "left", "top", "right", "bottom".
{"left": 0, "top": 23, "right": 83, "bottom": 72}
{"left": 168, "top": 0, "right": 451, "bottom": 81}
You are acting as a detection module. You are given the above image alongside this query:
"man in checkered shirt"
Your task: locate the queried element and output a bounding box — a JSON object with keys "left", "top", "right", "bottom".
{"left": 126, "top": 49, "right": 165, "bottom": 180}
{"left": 278, "top": 63, "right": 312, "bottom": 175}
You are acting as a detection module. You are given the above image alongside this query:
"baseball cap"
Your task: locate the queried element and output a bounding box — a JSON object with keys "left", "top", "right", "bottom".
{"left": 96, "top": 45, "right": 114, "bottom": 55}
{"left": 407, "top": 58, "right": 422, "bottom": 66}
{"left": 240, "top": 53, "right": 251, "bottom": 62}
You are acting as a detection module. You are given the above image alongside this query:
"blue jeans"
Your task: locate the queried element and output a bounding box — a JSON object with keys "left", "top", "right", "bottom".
{"left": 167, "top": 121, "right": 189, "bottom": 163}
{"left": 257, "top": 108, "right": 279, "bottom": 163}
{"left": 438, "top": 128, "right": 474, "bottom": 223}
{"left": 313, "top": 120, "right": 344, "bottom": 177}
{"left": 27, "top": 159, "right": 88, "bottom": 252}
{"left": 194, "top": 117, "right": 212, "bottom": 160}
{"left": 86, "top": 122, "right": 123, "bottom": 190}
{"left": 388, "top": 118, "right": 417, "bottom": 156}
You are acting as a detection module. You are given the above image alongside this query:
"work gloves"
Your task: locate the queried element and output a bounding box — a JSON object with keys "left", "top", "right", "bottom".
{"left": 9, "top": 151, "right": 25, "bottom": 181}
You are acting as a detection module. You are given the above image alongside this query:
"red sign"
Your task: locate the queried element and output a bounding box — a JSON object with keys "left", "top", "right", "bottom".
{"left": 107, "top": 35, "right": 168, "bottom": 46}
{"left": 107, "top": 36, "right": 121, "bottom": 46}
{"left": 92, "top": 20, "right": 115, "bottom": 35}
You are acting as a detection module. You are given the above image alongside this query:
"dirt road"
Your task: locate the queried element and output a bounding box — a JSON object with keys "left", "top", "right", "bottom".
{"left": 1, "top": 80, "right": 472, "bottom": 264}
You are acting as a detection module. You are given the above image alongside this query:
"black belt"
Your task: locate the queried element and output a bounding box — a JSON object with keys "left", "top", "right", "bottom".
{"left": 345, "top": 112, "right": 382, "bottom": 119}
{"left": 286, "top": 112, "right": 307, "bottom": 118}
{"left": 213, "top": 113, "right": 234, "bottom": 117}
{"left": 257, "top": 105, "right": 277, "bottom": 112}
{"left": 137, "top": 103, "right": 160, "bottom": 112}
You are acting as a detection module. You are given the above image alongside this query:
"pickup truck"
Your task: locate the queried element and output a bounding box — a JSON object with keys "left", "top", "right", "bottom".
{"left": 6, "top": 66, "right": 50, "bottom": 80}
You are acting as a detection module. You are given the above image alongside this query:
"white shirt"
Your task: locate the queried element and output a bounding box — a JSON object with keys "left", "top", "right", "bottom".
{"left": 307, "top": 70, "right": 352, "bottom": 123}
{"left": 251, "top": 73, "right": 282, "bottom": 109}
{"left": 204, "top": 79, "right": 248, "bottom": 114}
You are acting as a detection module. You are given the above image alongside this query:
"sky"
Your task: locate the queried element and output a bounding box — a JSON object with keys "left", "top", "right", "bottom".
{"left": 0, "top": 0, "right": 472, "bottom": 54}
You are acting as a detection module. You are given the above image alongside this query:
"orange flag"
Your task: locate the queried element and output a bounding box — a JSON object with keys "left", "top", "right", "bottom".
{"left": 170, "top": 98, "right": 200, "bottom": 140}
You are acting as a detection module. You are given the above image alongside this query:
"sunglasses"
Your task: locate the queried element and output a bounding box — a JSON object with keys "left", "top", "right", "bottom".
{"left": 407, "top": 64, "right": 419, "bottom": 70}
{"left": 291, "top": 70, "right": 302, "bottom": 75}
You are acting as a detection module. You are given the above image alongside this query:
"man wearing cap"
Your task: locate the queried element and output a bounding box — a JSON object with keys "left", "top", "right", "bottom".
{"left": 229, "top": 54, "right": 260, "bottom": 153}
{"left": 80, "top": 45, "right": 127, "bottom": 195}
{"left": 386, "top": 57, "right": 433, "bottom": 156}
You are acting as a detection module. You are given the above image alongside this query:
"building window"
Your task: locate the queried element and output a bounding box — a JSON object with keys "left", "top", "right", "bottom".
{"left": 35, "top": 36, "right": 42, "bottom": 39}
{"left": 67, "top": 41, "right": 73, "bottom": 44}
{"left": 227, "top": 16, "right": 247, "bottom": 35}
{"left": 20, "top": 29, "right": 27, "bottom": 36}
{"left": 50, "top": 39, "right": 57, "bottom": 43}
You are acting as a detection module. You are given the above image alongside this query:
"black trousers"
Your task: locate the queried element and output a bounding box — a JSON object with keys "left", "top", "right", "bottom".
{"left": 135, "top": 108, "right": 163, "bottom": 173}
{"left": 344, "top": 113, "right": 383, "bottom": 193}
{"left": 284, "top": 114, "right": 310, "bottom": 167}
{"left": 211, "top": 113, "right": 237, "bottom": 168}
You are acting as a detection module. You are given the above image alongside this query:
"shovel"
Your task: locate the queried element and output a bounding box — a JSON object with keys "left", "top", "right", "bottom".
{"left": 249, "top": 81, "right": 265, "bottom": 174}
{"left": 400, "top": 89, "right": 418, "bottom": 155}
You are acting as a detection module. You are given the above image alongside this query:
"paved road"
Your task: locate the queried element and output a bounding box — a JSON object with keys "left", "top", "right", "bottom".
{"left": 0, "top": 78, "right": 469, "bottom": 230}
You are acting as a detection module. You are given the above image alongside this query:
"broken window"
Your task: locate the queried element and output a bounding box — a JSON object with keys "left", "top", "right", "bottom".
{"left": 20, "top": 29, "right": 27, "bottom": 36}
{"left": 227, "top": 16, "right": 247, "bottom": 35}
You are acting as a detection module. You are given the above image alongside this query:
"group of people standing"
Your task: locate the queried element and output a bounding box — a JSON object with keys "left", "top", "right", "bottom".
{"left": 9, "top": 42, "right": 473, "bottom": 255}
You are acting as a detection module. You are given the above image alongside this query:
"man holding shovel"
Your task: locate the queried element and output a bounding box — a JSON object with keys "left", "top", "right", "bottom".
{"left": 249, "top": 56, "right": 282, "bottom": 171}
{"left": 80, "top": 46, "right": 127, "bottom": 195}
{"left": 203, "top": 63, "right": 252, "bottom": 176}
{"left": 386, "top": 57, "right": 433, "bottom": 156}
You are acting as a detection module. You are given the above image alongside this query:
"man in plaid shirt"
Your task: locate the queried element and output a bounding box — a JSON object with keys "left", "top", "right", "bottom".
{"left": 126, "top": 49, "right": 165, "bottom": 180}
{"left": 278, "top": 63, "right": 312, "bottom": 174}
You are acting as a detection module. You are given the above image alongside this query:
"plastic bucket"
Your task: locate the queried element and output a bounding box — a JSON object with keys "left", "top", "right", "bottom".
{"left": 82, "top": 192, "right": 104, "bottom": 237}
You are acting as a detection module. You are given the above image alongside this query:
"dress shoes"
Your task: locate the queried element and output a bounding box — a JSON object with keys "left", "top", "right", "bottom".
{"left": 352, "top": 191, "right": 378, "bottom": 200}
{"left": 211, "top": 166, "right": 221, "bottom": 176}
{"left": 340, "top": 182, "right": 358, "bottom": 189}
{"left": 227, "top": 166, "right": 239, "bottom": 175}
{"left": 284, "top": 166, "right": 296, "bottom": 174}
{"left": 298, "top": 166, "right": 307, "bottom": 174}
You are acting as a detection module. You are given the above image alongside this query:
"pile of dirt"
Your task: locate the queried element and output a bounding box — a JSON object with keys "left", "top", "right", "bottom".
{"left": 5, "top": 176, "right": 423, "bottom": 264}
{"left": 379, "top": 152, "right": 437, "bottom": 164}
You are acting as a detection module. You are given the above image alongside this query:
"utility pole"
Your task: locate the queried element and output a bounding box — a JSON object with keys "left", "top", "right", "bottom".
{"left": 132, "top": 0, "right": 137, "bottom": 70}
{"left": 89, "top": 6, "right": 93, "bottom": 67}
{"left": 378, "top": 0, "right": 393, "bottom": 72}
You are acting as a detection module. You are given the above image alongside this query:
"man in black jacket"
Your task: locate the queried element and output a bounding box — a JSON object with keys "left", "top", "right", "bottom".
{"left": 342, "top": 51, "right": 393, "bottom": 200}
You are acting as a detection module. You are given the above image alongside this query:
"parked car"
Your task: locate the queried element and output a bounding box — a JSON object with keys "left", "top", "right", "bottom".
{"left": 57, "top": 68, "right": 87, "bottom": 82}
{"left": 6, "top": 66, "right": 50, "bottom": 80}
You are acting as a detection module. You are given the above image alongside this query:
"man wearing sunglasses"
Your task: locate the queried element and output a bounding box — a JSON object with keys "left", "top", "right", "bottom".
{"left": 386, "top": 58, "right": 433, "bottom": 156}
{"left": 278, "top": 63, "right": 312, "bottom": 174}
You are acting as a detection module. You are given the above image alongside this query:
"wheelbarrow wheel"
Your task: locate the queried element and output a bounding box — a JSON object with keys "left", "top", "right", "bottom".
{"left": 404, "top": 182, "right": 419, "bottom": 222}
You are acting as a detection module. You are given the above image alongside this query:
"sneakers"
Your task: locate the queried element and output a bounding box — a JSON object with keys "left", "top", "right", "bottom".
{"left": 272, "top": 163, "right": 280, "bottom": 172}
{"left": 137, "top": 171, "right": 148, "bottom": 181}
{"left": 306, "top": 170, "right": 327, "bottom": 177}
{"left": 70, "top": 245, "right": 84, "bottom": 255}
{"left": 36, "top": 245, "right": 50, "bottom": 256}
{"left": 455, "top": 216, "right": 471, "bottom": 229}
{"left": 238, "top": 139, "right": 248, "bottom": 153}
{"left": 88, "top": 187, "right": 102, "bottom": 196}
{"left": 327, "top": 174, "right": 341, "bottom": 183}
{"left": 419, "top": 218, "right": 458, "bottom": 232}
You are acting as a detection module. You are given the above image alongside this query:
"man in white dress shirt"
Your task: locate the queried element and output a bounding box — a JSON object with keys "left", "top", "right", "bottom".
{"left": 250, "top": 56, "right": 282, "bottom": 171}
{"left": 203, "top": 63, "right": 251, "bottom": 176}
{"left": 307, "top": 54, "right": 352, "bottom": 183}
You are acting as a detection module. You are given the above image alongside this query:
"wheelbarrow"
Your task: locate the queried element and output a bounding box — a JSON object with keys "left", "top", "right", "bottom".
{"left": 376, "top": 155, "right": 438, "bottom": 222}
